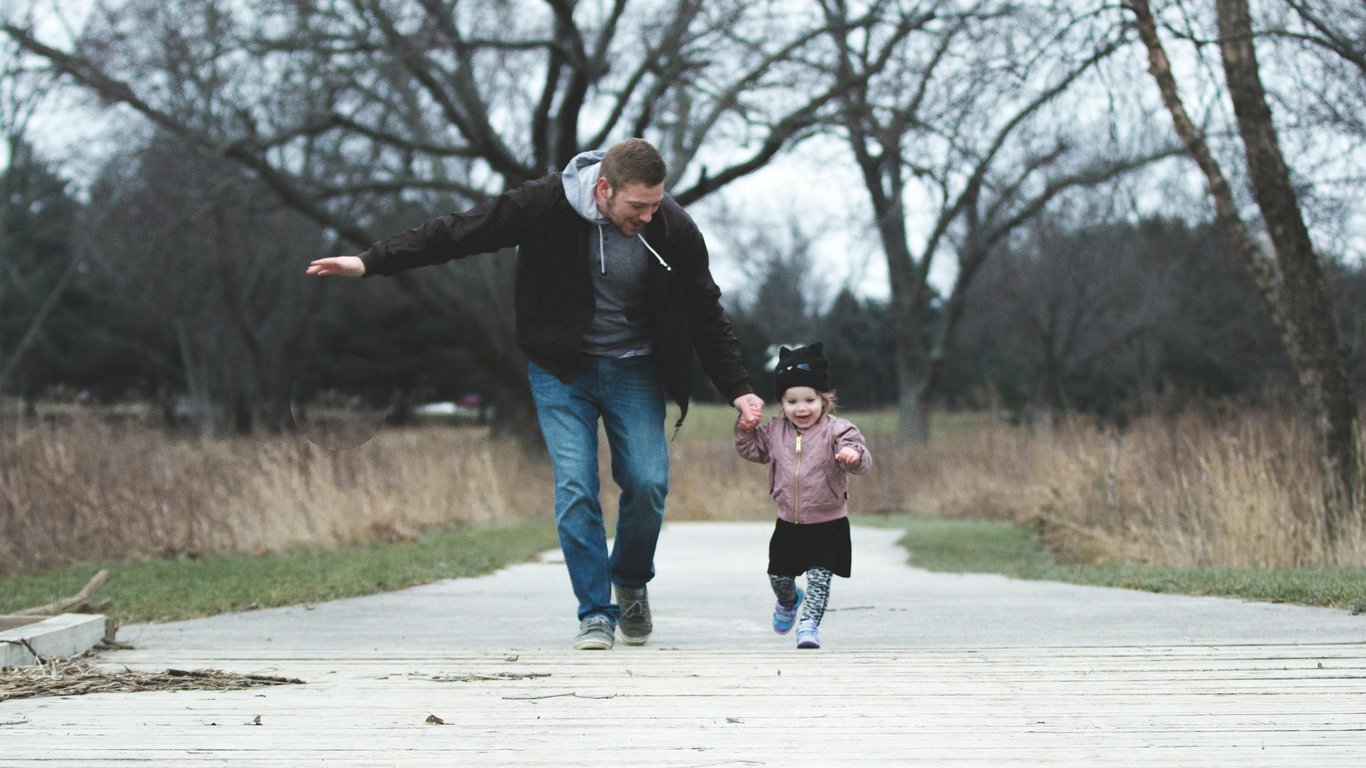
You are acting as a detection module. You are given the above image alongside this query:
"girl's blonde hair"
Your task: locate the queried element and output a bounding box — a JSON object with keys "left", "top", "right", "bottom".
{"left": 818, "top": 389, "right": 838, "bottom": 415}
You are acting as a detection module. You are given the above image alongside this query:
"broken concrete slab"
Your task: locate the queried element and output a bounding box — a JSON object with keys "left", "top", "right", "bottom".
{"left": 1, "top": 613, "right": 113, "bottom": 668}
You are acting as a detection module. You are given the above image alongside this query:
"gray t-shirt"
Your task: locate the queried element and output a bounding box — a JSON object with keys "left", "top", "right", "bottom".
{"left": 581, "top": 223, "right": 653, "bottom": 358}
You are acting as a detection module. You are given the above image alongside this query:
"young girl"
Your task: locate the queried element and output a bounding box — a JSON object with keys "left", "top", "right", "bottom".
{"left": 735, "top": 342, "right": 872, "bottom": 649}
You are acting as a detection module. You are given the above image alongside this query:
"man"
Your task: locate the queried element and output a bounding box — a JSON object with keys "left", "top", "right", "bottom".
{"left": 308, "top": 139, "right": 764, "bottom": 650}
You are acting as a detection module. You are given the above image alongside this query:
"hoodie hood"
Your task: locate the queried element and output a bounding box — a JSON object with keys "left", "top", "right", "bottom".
{"left": 563, "top": 150, "right": 609, "bottom": 225}
{"left": 561, "top": 148, "right": 673, "bottom": 275}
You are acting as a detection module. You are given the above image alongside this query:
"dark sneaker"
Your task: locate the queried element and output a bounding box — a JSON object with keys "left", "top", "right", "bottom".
{"left": 574, "top": 615, "right": 615, "bottom": 650}
{"left": 773, "top": 587, "right": 804, "bottom": 634}
{"left": 796, "top": 619, "right": 821, "bottom": 649}
{"left": 615, "top": 584, "right": 652, "bottom": 646}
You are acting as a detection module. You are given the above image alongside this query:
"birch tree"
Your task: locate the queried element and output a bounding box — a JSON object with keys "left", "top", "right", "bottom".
{"left": 1128, "top": 0, "right": 1359, "bottom": 547}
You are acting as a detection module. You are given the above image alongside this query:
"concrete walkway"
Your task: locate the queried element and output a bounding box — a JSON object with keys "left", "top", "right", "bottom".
{"left": 118, "top": 521, "right": 1365, "bottom": 651}
{"left": 5, "top": 522, "right": 1366, "bottom": 767}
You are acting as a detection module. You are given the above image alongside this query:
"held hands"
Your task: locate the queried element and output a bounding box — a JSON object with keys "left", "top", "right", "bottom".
{"left": 306, "top": 255, "right": 366, "bottom": 277}
{"left": 835, "top": 446, "right": 861, "bottom": 467}
{"left": 732, "top": 393, "right": 764, "bottom": 431}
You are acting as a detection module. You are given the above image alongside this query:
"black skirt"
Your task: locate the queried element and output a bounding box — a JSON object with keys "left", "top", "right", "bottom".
{"left": 767, "top": 517, "right": 851, "bottom": 578}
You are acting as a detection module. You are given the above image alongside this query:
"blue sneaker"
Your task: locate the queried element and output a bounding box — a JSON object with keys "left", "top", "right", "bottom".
{"left": 796, "top": 619, "right": 821, "bottom": 649}
{"left": 772, "top": 588, "right": 804, "bottom": 634}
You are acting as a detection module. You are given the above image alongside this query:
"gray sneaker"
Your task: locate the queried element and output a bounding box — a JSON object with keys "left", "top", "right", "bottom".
{"left": 574, "top": 615, "right": 615, "bottom": 650}
{"left": 615, "top": 584, "right": 652, "bottom": 646}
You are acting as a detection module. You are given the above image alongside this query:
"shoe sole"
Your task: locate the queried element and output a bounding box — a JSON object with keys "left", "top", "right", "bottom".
{"left": 619, "top": 632, "right": 650, "bottom": 646}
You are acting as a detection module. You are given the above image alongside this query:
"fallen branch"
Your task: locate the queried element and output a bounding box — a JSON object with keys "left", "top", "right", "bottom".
{"left": 17, "top": 570, "right": 108, "bottom": 616}
{"left": 168, "top": 669, "right": 303, "bottom": 685}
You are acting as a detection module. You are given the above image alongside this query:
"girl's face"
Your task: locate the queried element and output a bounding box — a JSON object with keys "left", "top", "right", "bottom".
{"left": 781, "top": 386, "right": 824, "bottom": 429}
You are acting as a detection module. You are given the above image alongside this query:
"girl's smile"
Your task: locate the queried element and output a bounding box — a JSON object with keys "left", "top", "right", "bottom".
{"left": 781, "top": 386, "right": 824, "bottom": 428}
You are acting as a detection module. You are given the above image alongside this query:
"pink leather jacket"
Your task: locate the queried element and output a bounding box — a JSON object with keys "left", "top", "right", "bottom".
{"left": 735, "top": 414, "right": 872, "bottom": 524}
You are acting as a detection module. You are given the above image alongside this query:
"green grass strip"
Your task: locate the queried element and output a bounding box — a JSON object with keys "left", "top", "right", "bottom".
{"left": 8, "top": 515, "right": 1362, "bottom": 624}
{"left": 873, "top": 515, "right": 1366, "bottom": 612}
{"left": 0, "top": 520, "right": 558, "bottom": 624}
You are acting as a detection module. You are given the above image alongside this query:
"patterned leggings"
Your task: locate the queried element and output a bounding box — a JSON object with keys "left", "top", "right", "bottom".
{"left": 769, "top": 568, "right": 833, "bottom": 625}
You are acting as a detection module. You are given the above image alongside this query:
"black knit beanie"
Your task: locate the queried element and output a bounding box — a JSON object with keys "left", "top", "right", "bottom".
{"left": 774, "top": 342, "right": 830, "bottom": 399}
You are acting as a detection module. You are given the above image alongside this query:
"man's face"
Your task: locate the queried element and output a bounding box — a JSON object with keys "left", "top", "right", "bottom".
{"left": 596, "top": 178, "right": 664, "bottom": 237}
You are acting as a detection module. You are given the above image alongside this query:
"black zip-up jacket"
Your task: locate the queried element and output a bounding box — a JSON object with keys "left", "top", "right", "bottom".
{"left": 358, "top": 173, "right": 754, "bottom": 425}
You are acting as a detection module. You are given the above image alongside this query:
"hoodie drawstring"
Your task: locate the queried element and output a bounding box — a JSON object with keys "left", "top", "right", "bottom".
{"left": 598, "top": 225, "right": 606, "bottom": 274}
{"left": 639, "top": 235, "right": 671, "bottom": 271}
{"left": 596, "top": 225, "right": 673, "bottom": 274}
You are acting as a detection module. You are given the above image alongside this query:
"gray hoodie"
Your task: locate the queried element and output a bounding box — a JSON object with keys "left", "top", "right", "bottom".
{"left": 562, "top": 150, "right": 663, "bottom": 358}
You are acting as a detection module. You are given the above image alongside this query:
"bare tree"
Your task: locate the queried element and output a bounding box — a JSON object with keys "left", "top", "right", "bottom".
{"left": 988, "top": 216, "right": 1178, "bottom": 428}
{"left": 1274, "top": 0, "right": 1366, "bottom": 138}
{"left": 820, "top": 0, "right": 1174, "bottom": 440}
{"left": 2, "top": 0, "right": 865, "bottom": 436}
{"left": 0, "top": 31, "right": 81, "bottom": 398}
{"left": 1128, "top": 0, "right": 1358, "bottom": 546}
{"left": 81, "top": 138, "right": 327, "bottom": 437}
{"left": 722, "top": 215, "right": 827, "bottom": 343}
{"left": 1263, "top": 1, "right": 1366, "bottom": 268}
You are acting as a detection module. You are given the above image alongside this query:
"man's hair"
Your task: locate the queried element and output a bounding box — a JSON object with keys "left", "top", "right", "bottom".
{"left": 601, "top": 138, "right": 667, "bottom": 190}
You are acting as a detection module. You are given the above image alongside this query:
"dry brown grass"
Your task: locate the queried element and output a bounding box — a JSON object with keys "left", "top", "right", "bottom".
{"left": 4, "top": 405, "right": 1363, "bottom": 575}
{"left": 863, "top": 426, "right": 1041, "bottom": 520}
{"left": 0, "top": 414, "right": 550, "bottom": 575}
{"left": 1022, "top": 412, "right": 1366, "bottom": 568}
{"left": 674, "top": 405, "right": 1366, "bottom": 569}
{"left": 657, "top": 436, "right": 772, "bottom": 520}
{"left": 659, "top": 407, "right": 1040, "bottom": 523}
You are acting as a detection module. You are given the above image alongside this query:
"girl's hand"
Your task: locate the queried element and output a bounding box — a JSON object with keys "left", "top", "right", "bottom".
{"left": 732, "top": 393, "right": 764, "bottom": 430}
{"left": 835, "top": 446, "right": 861, "bottom": 467}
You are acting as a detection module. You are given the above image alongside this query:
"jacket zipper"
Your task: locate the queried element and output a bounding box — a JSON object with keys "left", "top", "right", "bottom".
{"left": 793, "top": 430, "right": 803, "bottom": 524}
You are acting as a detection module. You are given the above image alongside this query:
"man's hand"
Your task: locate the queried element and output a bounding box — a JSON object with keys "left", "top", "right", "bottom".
{"left": 732, "top": 393, "right": 764, "bottom": 431}
{"left": 306, "top": 255, "right": 366, "bottom": 277}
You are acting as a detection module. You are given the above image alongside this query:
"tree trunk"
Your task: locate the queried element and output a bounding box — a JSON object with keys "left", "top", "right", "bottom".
{"left": 174, "top": 321, "right": 217, "bottom": 440}
{"left": 1131, "top": 0, "right": 1359, "bottom": 547}
{"left": 880, "top": 213, "right": 932, "bottom": 443}
{"left": 1215, "top": 0, "right": 1358, "bottom": 543}
{"left": 897, "top": 372, "right": 929, "bottom": 443}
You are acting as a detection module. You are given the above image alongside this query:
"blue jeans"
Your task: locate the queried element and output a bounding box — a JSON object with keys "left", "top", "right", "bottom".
{"left": 528, "top": 355, "right": 668, "bottom": 622}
